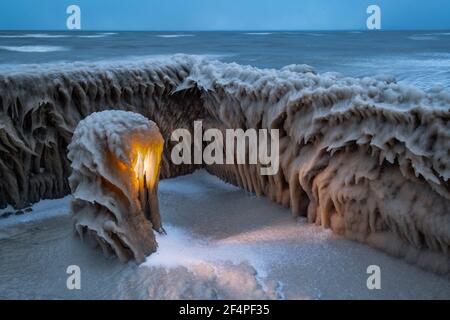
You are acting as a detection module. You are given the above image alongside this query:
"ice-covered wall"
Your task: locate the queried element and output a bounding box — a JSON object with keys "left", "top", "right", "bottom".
{"left": 68, "top": 110, "right": 165, "bottom": 262}
{"left": 0, "top": 56, "right": 203, "bottom": 209}
{"left": 189, "top": 60, "right": 450, "bottom": 273}
{"left": 0, "top": 55, "right": 449, "bottom": 272}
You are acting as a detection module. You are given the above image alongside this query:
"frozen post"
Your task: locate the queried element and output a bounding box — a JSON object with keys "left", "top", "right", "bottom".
{"left": 67, "top": 110, "right": 164, "bottom": 262}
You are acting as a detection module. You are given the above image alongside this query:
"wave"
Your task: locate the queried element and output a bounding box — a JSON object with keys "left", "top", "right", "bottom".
{"left": 243, "top": 32, "right": 273, "bottom": 35}
{"left": 0, "top": 45, "right": 68, "bottom": 53}
{"left": 0, "top": 54, "right": 227, "bottom": 75}
{"left": 0, "top": 32, "right": 117, "bottom": 39}
{"left": 423, "top": 32, "right": 450, "bottom": 36}
{"left": 77, "top": 33, "right": 118, "bottom": 38}
{"left": 0, "top": 33, "right": 69, "bottom": 39}
{"left": 305, "top": 33, "right": 327, "bottom": 36}
{"left": 77, "top": 35, "right": 108, "bottom": 38}
{"left": 335, "top": 54, "right": 450, "bottom": 90}
{"left": 0, "top": 54, "right": 448, "bottom": 274}
{"left": 408, "top": 35, "right": 438, "bottom": 41}
{"left": 156, "top": 34, "right": 195, "bottom": 38}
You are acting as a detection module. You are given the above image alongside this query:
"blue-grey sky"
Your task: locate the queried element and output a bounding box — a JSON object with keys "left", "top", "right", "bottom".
{"left": 0, "top": 0, "right": 449, "bottom": 31}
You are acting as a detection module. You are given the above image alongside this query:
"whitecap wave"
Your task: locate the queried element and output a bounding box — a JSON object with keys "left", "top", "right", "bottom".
{"left": 243, "top": 32, "right": 272, "bottom": 35}
{"left": 408, "top": 35, "right": 438, "bottom": 41}
{"left": 0, "top": 45, "right": 68, "bottom": 53}
{"left": 0, "top": 54, "right": 227, "bottom": 74}
{"left": 156, "top": 34, "right": 195, "bottom": 38}
{"left": 0, "top": 33, "right": 69, "bottom": 39}
{"left": 423, "top": 32, "right": 450, "bottom": 36}
{"left": 0, "top": 32, "right": 117, "bottom": 39}
{"left": 77, "top": 33, "right": 118, "bottom": 38}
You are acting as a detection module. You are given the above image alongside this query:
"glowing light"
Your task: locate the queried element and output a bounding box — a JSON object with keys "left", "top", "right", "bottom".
{"left": 133, "top": 141, "right": 164, "bottom": 189}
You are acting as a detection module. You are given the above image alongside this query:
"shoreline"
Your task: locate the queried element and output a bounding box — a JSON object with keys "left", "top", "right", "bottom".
{"left": 1, "top": 170, "right": 449, "bottom": 299}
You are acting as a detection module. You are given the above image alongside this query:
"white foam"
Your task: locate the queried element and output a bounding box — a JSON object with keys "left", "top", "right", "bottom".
{"left": 156, "top": 34, "right": 195, "bottom": 38}
{"left": 77, "top": 33, "right": 118, "bottom": 38}
{"left": 0, "top": 32, "right": 117, "bottom": 39}
{"left": 408, "top": 35, "right": 438, "bottom": 41}
{"left": 243, "top": 32, "right": 272, "bottom": 35}
{"left": 0, "top": 33, "right": 69, "bottom": 39}
{"left": 0, "top": 54, "right": 227, "bottom": 75}
{"left": 423, "top": 32, "right": 450, "bottom": 36}
{"left": 0, "top": 45, "right": 68, "bottom": 53}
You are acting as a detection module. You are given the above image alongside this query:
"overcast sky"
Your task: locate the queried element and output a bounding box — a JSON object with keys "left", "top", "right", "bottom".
{"left": 0, "top": 0, "right": 449, "bottom": 31}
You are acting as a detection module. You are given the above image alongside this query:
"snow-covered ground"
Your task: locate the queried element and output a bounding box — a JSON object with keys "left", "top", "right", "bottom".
{"left": 0, "top": 170, "right": 449, "bottom": 299}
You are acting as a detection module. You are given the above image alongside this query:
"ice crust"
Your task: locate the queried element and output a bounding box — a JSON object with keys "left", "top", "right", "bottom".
{"left": 67, "top": 110, "right": 164, "bottom": 262}
{"left": 0, "top": 55, "right": 449, "bottom": 272}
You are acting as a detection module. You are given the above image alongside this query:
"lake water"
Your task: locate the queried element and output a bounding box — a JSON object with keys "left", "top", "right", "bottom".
{"left": 0, "top": 30, "right": 449, "bottom": 89}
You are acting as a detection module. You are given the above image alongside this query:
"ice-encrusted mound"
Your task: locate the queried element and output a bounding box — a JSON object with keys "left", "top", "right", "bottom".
{"left": 117, "top": 263, "right": 281, "bottom": 300}
{"left": 0, "top": 55, "right": 449, "bottom": 272}
{"left": 68, "top": 110, "right": 164, "bottom": 262}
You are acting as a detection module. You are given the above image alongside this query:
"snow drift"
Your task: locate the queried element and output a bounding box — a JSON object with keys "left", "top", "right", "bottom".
{"left": 0, "top": 55, "right": 449, "bottom": 272}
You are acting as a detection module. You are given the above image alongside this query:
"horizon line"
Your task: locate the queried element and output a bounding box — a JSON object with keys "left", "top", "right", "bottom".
{"left": 1, "top": 28, "right": 450, "bottom": 32}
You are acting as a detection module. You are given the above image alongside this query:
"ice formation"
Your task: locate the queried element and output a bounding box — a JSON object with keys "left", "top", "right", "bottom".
{"left": 67, "top": 110, "right": 164, "bottom": 262}
{"left": 118, "top": 262, "right": 281, "bottom": 300}
{"left": 0, "top": 55, "right": 449, "bottom": 272}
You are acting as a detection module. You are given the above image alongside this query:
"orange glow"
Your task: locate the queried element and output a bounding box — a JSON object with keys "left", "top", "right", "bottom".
{"left": 132, "top": 141, "right": 164, "bottom": 190}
